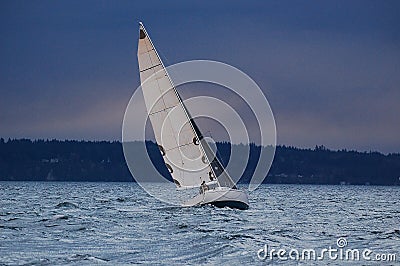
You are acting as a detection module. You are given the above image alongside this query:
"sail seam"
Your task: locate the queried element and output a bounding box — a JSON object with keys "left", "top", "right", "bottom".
{"left": 148, "top": 105, "right": 178, "bottom": 116}
{"left": 140, "top": 63, "right": 162, "bottom": 73}
{"left": 138, "top": 48, "right": 154, "bottom": 55}
{"left": 164, "top": 142, "right": 196, "bottom": 152}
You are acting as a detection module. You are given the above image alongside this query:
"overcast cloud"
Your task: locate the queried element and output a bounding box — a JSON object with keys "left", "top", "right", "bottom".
{"left": 0, "top": 1, "right": 399, "bottom": 153}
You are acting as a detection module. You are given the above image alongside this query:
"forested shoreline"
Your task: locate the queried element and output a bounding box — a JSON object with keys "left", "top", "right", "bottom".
{"left": 0, "top": 138, "right": 399, "bottom": 186}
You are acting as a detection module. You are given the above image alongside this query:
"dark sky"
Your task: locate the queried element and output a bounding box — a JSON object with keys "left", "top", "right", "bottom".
{"left": 1, "top": 1, "right": 399, "bottom": 153}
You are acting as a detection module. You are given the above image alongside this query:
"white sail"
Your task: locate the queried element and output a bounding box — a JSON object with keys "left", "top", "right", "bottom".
{"left": 138, "top": 23, "right": 220, "bottom": 189}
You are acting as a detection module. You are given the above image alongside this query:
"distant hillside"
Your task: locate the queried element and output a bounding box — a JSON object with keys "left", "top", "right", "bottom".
{"left": 0, "top": 138, "right": 399, "bottom": 185}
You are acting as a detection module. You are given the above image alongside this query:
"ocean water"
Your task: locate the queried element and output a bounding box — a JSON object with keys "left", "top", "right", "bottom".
{"left": 0, "top": 182, "right": 398, "bottom": 265}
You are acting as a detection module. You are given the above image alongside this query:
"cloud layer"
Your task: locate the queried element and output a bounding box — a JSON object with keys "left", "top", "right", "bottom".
{"left": 0, "top": 1, "right": 399, "bottom": 153}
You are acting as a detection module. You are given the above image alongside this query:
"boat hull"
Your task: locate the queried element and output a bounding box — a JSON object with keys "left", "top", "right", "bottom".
{"left": 183, "top": 187, "right": 249, "bottom": 210}
{"left": 209, "top": 200, "right": 249, "bottom": 210}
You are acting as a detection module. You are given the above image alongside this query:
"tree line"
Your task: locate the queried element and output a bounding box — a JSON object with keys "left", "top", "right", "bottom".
{"left": 0, "top": 138, "right": 399, "bottom": 185}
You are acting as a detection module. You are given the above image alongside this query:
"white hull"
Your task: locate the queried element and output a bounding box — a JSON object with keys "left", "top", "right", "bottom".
{"left": 183, "top": 187, "right": 249, "bottom": 210}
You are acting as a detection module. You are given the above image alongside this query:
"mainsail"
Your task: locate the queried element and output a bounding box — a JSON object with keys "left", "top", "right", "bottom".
{"left": 137, "top": 22, "right": 235, "bottom": 189}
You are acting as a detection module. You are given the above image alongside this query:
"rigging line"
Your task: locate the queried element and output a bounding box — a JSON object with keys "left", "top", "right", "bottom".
{"left": 157, "top": 46, "right": 184, "bottom": 102}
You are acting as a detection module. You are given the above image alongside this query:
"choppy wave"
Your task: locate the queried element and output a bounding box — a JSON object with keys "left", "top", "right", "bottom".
{"left": 0, "top": 182, "right": 398, "bottom": 265}
{"left": 55, "top": 201, "right": 79, "bottom": 208}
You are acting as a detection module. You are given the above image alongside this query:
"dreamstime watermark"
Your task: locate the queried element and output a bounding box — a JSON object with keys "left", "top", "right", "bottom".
{"left": 257, "top": 237, "right": 397, "bottom": 262}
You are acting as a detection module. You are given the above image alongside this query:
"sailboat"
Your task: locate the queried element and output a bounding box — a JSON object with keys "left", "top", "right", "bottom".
{"left": 137, "top": 22, "right": 249, "bottom": 210}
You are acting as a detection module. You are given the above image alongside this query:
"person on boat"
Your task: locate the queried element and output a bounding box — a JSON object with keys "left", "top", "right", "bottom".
{"left": 200, "top": 180, "right": 208, "bottom": 194}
